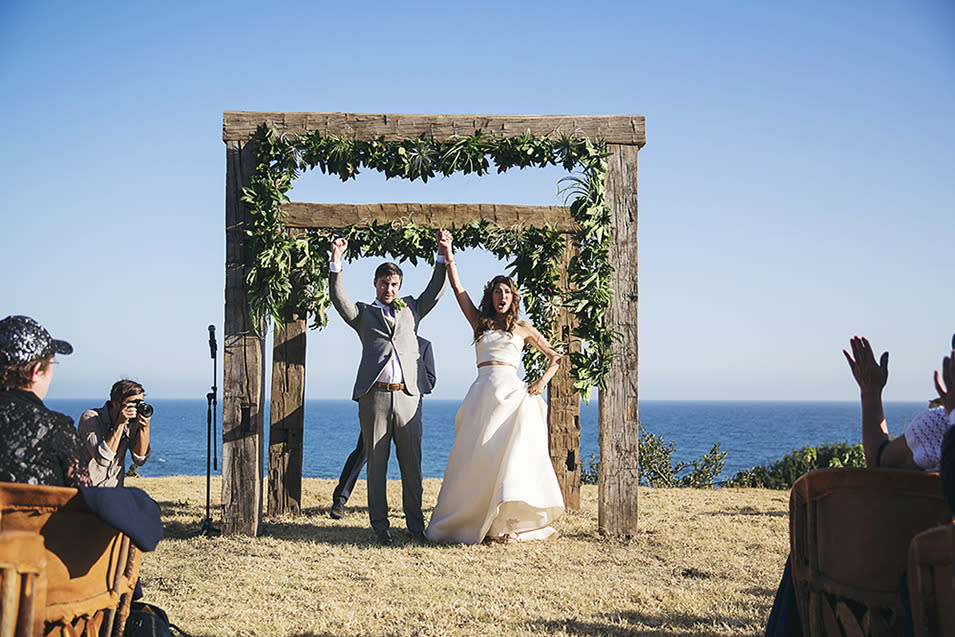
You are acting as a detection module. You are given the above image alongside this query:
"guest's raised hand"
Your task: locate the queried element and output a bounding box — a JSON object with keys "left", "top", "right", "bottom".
{"left": 330, "top": 238, "right": 347, "bottom": 262}
{"left": 843, "top": 336, "right": 888, "bottom": 396}
{"left": 934, "top": 350, "right": 955, "bottom": 415}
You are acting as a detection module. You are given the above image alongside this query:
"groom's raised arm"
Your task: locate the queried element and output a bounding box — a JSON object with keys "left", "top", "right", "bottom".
{"left": 329, "top": 238, "right": 360, "bottom": 329}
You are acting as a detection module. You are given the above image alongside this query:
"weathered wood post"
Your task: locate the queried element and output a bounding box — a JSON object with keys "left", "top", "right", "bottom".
{"left": 223, "top": 139, "right": 266, "bottom": 536}
{"left": 267, "top": 307, "right": 306, "bottom": 516}
{"left": 598, "top": 143, "right": 640, "bottom": 537}
{"left": 547, "top": 238, "right": 582, "bottom": 510}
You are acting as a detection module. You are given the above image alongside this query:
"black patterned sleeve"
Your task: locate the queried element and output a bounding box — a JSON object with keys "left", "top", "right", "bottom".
{"left": 54, "top": 413, "right": 92, "bottom": 487}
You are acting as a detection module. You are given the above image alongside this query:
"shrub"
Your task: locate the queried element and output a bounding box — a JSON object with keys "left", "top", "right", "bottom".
{"left": 579, "top": 426, "right": 727, "bottom": 488}
{"left": 723, "top": 441, "right": 865, "bottom": 489}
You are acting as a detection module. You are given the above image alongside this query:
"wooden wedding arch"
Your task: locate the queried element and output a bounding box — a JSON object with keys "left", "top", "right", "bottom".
{"left": 221, "top": 111, "right": 645, "bottom": 537}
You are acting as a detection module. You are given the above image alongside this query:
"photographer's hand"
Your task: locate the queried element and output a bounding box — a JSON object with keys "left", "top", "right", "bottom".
{"left": 104, "top": 401, "right": 136, "bottom": 453}
{"left": 131, "top": 412, "right": 151, "bottom": 458}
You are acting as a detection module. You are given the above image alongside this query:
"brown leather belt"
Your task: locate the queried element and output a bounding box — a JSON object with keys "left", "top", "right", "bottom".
{"left": 373, "top": 382, "right": 405, "bottom": 391}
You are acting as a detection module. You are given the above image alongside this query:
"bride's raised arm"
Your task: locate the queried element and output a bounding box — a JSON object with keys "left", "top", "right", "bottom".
{"left": 437, "top": 229, "right": 480, "bottom": 331}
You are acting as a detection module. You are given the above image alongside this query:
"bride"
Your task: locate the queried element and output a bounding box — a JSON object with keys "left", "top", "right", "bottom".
{"left": 425, "top": 231, "right": 565, "bottom": 544}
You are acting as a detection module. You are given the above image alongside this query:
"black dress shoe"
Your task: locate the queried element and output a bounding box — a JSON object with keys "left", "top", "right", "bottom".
{"left": 329, "top": 502, "right": 345, "bottom": 519}
{"left": 408, "top": 531, "right": 429, "bottom": 545}
{"left": 375, "top": 529, "right": 393, "bottom": 545}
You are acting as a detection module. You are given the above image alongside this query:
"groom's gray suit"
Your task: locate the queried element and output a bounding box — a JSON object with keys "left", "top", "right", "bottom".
{"left": 329, "top": 262, "right": 446, "bottom": 534}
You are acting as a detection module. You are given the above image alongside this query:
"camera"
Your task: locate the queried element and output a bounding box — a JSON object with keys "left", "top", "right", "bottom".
{"left": 130, "top": 399, "right": 154, "bottom": 418}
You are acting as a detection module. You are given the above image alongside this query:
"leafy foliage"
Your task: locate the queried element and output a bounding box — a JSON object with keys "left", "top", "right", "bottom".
{"left": 723, "top": 441, "right": 865, "bottom": 490}
{"left": 579, "top": 426, "right": 727, "bottom": 488}
{"left": 240, "top": 124, "right": 617, "bottom": 398}
{"left": 580, "top": 430, "right": 865, "bottom": 491}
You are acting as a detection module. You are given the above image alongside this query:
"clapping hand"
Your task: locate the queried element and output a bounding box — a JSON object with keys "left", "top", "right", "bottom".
{"left": 934, "top": 349, "right": 955, "bottom": 415}
{"left": 843, "top": 336, "right": 889, "bottom": 397}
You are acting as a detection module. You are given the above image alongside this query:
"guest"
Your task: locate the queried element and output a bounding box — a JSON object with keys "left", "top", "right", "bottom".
{"left": 330, "top": 336, "right": 436, "bottom": 520}
{"left": 78, "top": 380, "right": 152, "bottom": 487}
{"left": 843, "top": 336, "right": 951, "bottom": 471}
{"left": 0, "top": 315, "right": 90, "bottom": 487}
{"left": 933, "top": 348, "right": 955, "bottom": 509}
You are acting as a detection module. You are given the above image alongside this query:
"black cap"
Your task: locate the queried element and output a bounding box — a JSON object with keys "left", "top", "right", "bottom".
{"left": 0, "top": 315, "right": 73, "bottom": 366}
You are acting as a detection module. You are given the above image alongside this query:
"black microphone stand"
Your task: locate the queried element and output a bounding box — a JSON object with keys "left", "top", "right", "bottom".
{"left": 189, "top": 325, "right": 221, "bottom": 537}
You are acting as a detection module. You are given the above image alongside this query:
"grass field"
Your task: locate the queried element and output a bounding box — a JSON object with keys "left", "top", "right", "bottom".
{"left": 131, "top": 476, "right": 790, "bottom": 636}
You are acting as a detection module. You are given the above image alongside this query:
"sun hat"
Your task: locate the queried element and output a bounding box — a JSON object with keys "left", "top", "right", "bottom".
{"left": 0, "top": 315, "right": 73, "bottom": 365}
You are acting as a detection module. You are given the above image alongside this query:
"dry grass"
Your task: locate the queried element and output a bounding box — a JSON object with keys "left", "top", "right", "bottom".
{"left": 131, "top": 476, "right": 790, "bottom": 636}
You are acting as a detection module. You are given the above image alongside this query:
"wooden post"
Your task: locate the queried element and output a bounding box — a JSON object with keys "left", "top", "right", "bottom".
{"left": 598, "top": 144, "right": 640, "bottom": 537}
{"left": 267, "top": 309, "right": 306, "bottom": 516}
{"left": 547, "top": 239, "right": 582, "bottom": 510}
{"left": 223, "top": 139, "right": 266, "bottom": 536}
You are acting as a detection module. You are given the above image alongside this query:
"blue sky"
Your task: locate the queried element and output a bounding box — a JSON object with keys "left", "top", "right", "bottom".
{"left": 1, "top": 0, "right": 952, "bottom": 402}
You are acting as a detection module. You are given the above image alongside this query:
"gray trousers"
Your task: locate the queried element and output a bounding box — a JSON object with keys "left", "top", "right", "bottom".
{"left": 357, "top": 388, "right": 424, "bottom": 533}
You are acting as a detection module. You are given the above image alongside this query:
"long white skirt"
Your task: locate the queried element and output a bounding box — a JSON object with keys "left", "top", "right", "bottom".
{"left": 425, "top": 365, "right": 565, "bottom": 544}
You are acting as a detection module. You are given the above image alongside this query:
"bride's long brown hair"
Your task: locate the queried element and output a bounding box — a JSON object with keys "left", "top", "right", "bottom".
{"left": 473, "top": 275, "right": 521, "bottom": 342}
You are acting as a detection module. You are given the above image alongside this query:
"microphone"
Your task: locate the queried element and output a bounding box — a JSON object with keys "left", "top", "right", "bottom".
{"left": 208, "top": 325, "right": 217, "bottom": 359}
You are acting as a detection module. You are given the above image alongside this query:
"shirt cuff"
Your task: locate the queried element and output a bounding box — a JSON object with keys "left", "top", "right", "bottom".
{"left": 131, "top": 446, "right": 151, "bottom": 465}
{"left": 329, "top": 260, "right": 342, "bottom": 273}
{"left": 436, "top": 254, "right": 447, "bottom": 264}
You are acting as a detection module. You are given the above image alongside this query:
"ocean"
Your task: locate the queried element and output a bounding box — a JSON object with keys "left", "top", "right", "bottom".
{"left": 47, "top": 398, "right": 932, "bottom": 483}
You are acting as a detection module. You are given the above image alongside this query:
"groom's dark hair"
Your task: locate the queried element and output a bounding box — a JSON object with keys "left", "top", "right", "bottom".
{"left": 374, "top": 262, "right": 403, "bottom": 282}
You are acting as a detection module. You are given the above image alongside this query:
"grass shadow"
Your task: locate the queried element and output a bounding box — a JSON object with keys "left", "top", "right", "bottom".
{"left": 527, "top": 609, "right": 759, "bottom": 636}
{"left": 704, "top": 508, "right": 787, "bottom": 518}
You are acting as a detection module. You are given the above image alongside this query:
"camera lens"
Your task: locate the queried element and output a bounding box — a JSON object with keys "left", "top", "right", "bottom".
{"left": 137, "top": 402, "right": 154, "bottom": 418}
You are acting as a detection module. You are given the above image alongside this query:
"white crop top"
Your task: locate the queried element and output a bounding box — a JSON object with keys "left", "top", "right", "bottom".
{"left": 475, "top": 330, "right": 523, "bottom": 367}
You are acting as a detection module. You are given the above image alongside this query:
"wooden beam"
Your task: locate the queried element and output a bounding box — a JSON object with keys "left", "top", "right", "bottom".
{"left": 223, "top": 112, "right": 646, "bottom": 146}
{"left": 223, "top": 140, "right": 266, "bottom": 537}
{"left": 281, "top": 202, "right": 577, "bottom": 231}
{"left": 598, "top": 143, "right": 640, "bottom": 538}
{"left": 267, "top": 312, "right": 306, "bottom": 517}
{"left": 547, "top": 241, "right": 582, "bottom": 510}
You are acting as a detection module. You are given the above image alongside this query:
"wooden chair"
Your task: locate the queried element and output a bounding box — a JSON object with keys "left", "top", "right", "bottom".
{"left": 0, "top": 530, "right": 47, "bottom": 637}
{"left": 0, "top": 483, "right": 141, "bottom": 637}
{"left": 907, "top": 523, "right": 954, "bottom": 637}
{"left": 790, "top": 468, "right": 950, "bottom": 637}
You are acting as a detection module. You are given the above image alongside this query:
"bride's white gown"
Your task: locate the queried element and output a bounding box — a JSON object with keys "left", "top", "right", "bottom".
{"left": 425, "top": 330, "right": 565, "bottom": 544}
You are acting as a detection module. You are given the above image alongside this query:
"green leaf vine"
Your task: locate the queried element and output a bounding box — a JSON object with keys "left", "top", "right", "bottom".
{"left": 240, "top": 124, "right": 617, "bottom": 399}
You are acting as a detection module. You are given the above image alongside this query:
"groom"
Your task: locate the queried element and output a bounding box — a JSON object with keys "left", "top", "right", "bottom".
{"left": 328, "top": 230, "right": 451, "bottom": 544}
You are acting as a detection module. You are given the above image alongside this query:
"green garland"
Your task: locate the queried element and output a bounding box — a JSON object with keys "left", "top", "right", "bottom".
{"left": 240, "top": 124, "right": 616, "bottom": 399}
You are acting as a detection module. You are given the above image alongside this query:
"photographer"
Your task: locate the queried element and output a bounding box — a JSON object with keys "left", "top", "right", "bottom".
{"left": 78, "top": 379, "right": 152, "bottom": 487}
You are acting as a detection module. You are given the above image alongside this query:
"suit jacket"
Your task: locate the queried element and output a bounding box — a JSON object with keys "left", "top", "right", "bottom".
{"left": 417, "top": 336, "right": 436, "bottom": 395}
{"left": 330, "top": 263, "right": 446, "bottom": 401}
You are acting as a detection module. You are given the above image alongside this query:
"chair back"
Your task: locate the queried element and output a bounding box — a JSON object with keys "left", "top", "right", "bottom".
{"left": 0, "top": 483, "right": 140, "bottom": 637}
{"left": 0, "top": 530, "right": 47, "bottom": 637}
{"left": 907, "top": 523, "right": 955, "bottom": 637}
{"left": 790, "top": 468, "right": 950, "bottom": 637}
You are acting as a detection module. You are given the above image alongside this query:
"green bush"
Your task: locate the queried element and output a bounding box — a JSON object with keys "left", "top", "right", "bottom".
{"left": 579, "top": 426, "right": 726, "bottom": 488}
{"left": 579, "top": 431, "right": 865, "bottom": 491}
{"left": 723, "top": 441, "right": 865, "bottom": 490}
